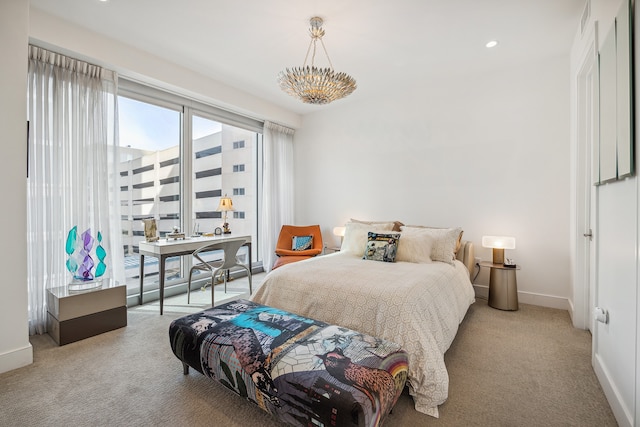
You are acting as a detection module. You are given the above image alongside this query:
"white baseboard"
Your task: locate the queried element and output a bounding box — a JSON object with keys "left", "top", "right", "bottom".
{"left": 518, "top": 291, "right": 569, "bottom": 310}
{"left": 593, "top": 353, "right": 634, "bottom": 427}
{"left": 0, "top": 343, "right": 33, "bottom": 375}
{"left": 472, "top": 284, "right": 569, "bottom": 310}
{"left": 473, "top": 284, "right": 489, "bottom": 300}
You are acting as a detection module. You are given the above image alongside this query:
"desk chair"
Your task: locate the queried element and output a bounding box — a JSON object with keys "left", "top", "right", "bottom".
{"left": 187, "top": 238, "right": 252, "bottom": 307}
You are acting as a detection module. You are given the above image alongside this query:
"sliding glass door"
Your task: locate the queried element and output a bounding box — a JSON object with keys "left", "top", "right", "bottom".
{"left": 117, "top": 80, "right": 262, "bottom": 298}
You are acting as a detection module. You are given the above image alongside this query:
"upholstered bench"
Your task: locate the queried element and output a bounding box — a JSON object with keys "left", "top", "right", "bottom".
{"left": 169, "top": 299, "right": 408, "bottom": 427}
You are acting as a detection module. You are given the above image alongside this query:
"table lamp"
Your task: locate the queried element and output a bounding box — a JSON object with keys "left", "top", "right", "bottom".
{"left": 482, "top": 235, "right": 516, "bottom": 265}
{"left": 216, "top": 195, "right": 234, "bottom": 234}
{"left": 333, "top": 226, "right": 346, "bottom": 244}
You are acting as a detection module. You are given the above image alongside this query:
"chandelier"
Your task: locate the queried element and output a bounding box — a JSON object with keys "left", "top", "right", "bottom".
{"left": 277, "top": 17, "right": 357, "bottom": 105}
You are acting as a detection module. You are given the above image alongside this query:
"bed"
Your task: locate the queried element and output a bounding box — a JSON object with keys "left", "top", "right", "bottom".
{"left": 250, "top": 222, "right": 476, "bottom": 418}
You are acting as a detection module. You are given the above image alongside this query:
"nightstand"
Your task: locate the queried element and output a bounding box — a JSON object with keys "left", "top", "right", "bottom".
{"left": 479, "top": 262, "right": 520, "bottom": 311}
{"left": 47, "top": 279, "right": 127, "bottom": 345}
{"left": 324, "top": 246, "right": 341, "bottom": 254}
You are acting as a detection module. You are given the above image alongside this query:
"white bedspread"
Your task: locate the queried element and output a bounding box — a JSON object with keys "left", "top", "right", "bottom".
{"left": 250, "top": 252, "right": 476, "bottom": 417}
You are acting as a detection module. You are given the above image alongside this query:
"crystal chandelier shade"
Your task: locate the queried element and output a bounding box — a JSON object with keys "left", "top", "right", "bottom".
{"left": 278, "top": 17, "right": 356, "bottom": 105}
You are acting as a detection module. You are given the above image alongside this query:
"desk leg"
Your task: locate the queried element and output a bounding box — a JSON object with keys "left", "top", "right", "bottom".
{"left": 159, "top": 255, "right": 166, "bottom": 315}
{"left": 139, "top": 254, "right": 145, "bottom": 306}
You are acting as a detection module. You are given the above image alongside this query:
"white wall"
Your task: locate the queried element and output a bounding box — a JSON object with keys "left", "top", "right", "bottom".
{"left": 593, "top": 2, "right": 638, "bottom": 425}
{"left": 294, "top": 56, "right": 572, "bottom": 309}
{"left": 0, "top": 0, "right": 33, "bottom": 374}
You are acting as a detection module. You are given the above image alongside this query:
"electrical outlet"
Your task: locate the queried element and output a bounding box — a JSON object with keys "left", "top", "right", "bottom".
{"left": 474, "top": 257, "right": 481, "bottom": 264}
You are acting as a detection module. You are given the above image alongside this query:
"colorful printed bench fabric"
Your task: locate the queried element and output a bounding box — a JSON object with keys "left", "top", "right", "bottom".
{"left": 169, "top": 299, "right": 408, "bottom": 427}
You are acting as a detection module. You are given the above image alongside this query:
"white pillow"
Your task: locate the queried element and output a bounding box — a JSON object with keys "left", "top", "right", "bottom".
{"left": 401, "top": 226, "right": 463, "bottom": 265}
{"left": 395, "top": 230, "right": 434, "bottom": 263}
{"left": 350, "top": 218, "right": 404, "bottom": 232}
{"left": 341, "top": 221, "right": 395, "bottom": 256}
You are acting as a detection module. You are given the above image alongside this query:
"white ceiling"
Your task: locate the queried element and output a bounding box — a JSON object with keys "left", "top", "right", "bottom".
{"left": 29, "top": 0, "right": 585, "bottom": 115}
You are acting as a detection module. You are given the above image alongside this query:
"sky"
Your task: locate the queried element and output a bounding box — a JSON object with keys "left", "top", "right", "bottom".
{"left": 118, "top": 96, "right": 221, "bottom": 151}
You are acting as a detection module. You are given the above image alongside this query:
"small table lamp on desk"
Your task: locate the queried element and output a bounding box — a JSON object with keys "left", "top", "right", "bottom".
{"left": 479, "top": 261, "right": 520, "bottom": 311}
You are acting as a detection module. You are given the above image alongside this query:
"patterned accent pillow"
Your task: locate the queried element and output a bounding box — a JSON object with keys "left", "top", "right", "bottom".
{"left": 401, "top": 226, "right": 463, "bottom": 265}
{"left": 292, "top": 235, "right": 313, "bottom": 251}
{"left": 363, "top": 232, "right": 401, "bottom": 262}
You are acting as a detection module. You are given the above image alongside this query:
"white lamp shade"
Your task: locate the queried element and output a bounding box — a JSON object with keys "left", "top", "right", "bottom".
{"left": 216, "top": 196, "right": 234, "bottom": 212}
{"left": 482, "top": 236, "right": 516, "bottom": 250}
{"left": 333, "top": 226, "right": 346, "bottom": 237}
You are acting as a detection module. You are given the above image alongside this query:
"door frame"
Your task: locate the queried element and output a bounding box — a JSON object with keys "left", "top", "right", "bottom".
{"left": 573, "top": 22, "right": 599, "bottom": 331}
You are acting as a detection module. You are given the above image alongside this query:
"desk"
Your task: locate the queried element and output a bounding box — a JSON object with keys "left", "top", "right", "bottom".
{"left": 139, "top": 235, "right": 251, "bottom": 314}
{"left": 480, "top": 261, "right": 520, "bottom": 311}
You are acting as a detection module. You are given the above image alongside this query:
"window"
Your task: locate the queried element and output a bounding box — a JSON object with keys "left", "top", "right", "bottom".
{"left": 133, "top": 164, "right": 154, "bottom": 175}
{"left": 117, "top": 79, "right": 263, "bottom": 299}
{"left": 195, "top": 168, "right": 222, "bottom": 179}
{"left": 160, "top": 158, "right": 179, "bottom": 167}
{"left": 195, "top": 190, "right": 222, "bottom": 199}
{"left": 160, "top": 176, "right": 180, "bottom": 185}
{"left": 195, "top": 146, "right": 222, "bottom": 158}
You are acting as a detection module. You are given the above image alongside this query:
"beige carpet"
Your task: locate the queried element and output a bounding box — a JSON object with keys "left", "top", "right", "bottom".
{"left": 0, "top": 275, "right": 617, "bottom": 426}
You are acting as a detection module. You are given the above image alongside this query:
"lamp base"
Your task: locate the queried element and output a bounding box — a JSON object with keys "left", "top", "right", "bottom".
{"left": 492, "top": 248, "right": 505, "bottom": 265}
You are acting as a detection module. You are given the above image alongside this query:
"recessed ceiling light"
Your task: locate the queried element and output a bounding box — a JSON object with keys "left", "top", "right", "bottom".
{"left": 486, "top": 40, "right": 499, "bottom": 48}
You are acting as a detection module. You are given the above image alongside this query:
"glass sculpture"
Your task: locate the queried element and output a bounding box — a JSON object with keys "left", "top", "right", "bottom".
{"left": 65, "top": 226, "right": 107, "bottom": 284}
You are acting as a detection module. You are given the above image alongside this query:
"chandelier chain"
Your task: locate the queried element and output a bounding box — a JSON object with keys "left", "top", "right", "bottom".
{"left": 303, "top": 38, "right": 314, "bottom": 67}
{"left": 318, "top": 38, "right": 334, "bottom": 70}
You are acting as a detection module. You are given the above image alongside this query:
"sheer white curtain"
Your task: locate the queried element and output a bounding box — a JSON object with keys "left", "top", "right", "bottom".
{"left": 260, "top": 121, "right": 295, "bottom": 272}
{"left": 27, "top": 46, "right": 124, "bottom": 335}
